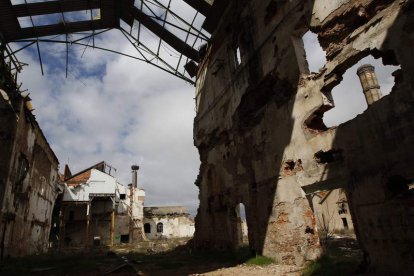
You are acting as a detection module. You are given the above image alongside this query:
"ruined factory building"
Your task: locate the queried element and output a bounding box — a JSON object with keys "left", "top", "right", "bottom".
{"left": 0, "top": 0, "right": 414, "bottom": 275}
{"left": 191, "top": 0, "right": 414, "bottom": 274}
{"left": 144, "top": 206, "right": 195, "bottom": 240}
{"left": 0, "top": 89, "right": 59, "bottom": 258}
{"left": 58, "top": 161, "right": 145, "bottom": 247}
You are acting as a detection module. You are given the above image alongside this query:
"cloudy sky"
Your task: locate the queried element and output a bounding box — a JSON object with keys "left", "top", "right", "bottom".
{"left": 10, "top": 7, "right": 399, "bottom": 217}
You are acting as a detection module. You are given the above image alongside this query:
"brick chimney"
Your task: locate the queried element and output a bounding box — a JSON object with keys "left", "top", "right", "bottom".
{"left": 357, "top": 64, "right": 382, "bottom": 105}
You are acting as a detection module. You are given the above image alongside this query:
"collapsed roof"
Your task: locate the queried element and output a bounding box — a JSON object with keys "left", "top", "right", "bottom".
{"left": 0, "top": 0, "right": 218, "bottom": 83}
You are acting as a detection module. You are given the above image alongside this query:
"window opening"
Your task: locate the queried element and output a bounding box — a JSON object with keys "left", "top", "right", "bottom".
{"left": 69, "top": 210, "right": 74, "bottom": 221}
{"left": 15, "top": 155, "right": 29, "bottom": 187}
{"left": 120, "top": 235, "right": 129, "bottom": 243}
{"left": 338, "top": 202, "right": 347, "bottom": 215}
{"left": 93, "top": 236, "right": 101, "bottom": 246}
{"left": 235, "top": 47, "right": 242, "bottom": 66}
{"left": 120, "top": 194, "right": 126, "bottom": 200}
{"left": 144, "top": 223, "right": 151, "bottom": 233}
{"left": 236, "top": 203, "right": 248, "bottom": 246}
{"left": 157, "top": 222, "right": 163, "bottom": 233}
{"left": 342, "top": 218, "right": 349, "bottom": 229}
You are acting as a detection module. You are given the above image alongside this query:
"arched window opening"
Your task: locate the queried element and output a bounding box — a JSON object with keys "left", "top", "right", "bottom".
{"left": 235, "top": 47, "right": 242, "bottom": 66}
{"left": 236, "top": 203, "right": 248, "bottom": 246}
{"left": 157, "top": 222, "right": 163, "bottom": 233}
{"left": 144, "top": 223, "right": 151, "bottom": 233}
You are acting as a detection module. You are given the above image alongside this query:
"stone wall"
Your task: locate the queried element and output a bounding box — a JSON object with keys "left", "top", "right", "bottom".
{"left": 193, "top": 0, "right": 414, "bottom": 273}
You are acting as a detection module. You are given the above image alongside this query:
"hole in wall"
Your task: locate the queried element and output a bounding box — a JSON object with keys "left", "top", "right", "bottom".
{"left": 302, "top": 31, "right": 327, "bottom": 73}
{"left": 323, "top": 55, "right": 400, "bottom": 127}
{"left": 235, "top": 47, "right": 242, "bottom": 66}
{"left": 236, "top": 203, "right": 248, "bottom": 247}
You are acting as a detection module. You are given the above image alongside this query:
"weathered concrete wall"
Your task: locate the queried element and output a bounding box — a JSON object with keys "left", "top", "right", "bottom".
{"left": 0, "top": 83, "right": 59, "bottom": 257}
{"left": 193, "top": 0, "right": 414, "bottom": 273}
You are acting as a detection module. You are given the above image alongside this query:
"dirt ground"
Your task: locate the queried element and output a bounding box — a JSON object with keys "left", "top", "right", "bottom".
{"left": 0, "top": 237, "right": 362, "bottom": 276}
{"left": 194, "top": 264, "right": 302, "bottom": 276}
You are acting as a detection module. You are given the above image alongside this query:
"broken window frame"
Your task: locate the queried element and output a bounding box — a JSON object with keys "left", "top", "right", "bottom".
{"left": 337, "top": 202, "right": 348, "bottom": 215}
{"left": 15, "top": 154, "right": 29, "bottom": 190}
{"left": 144, "top": 223, "right": 151, "bottom": 233}
{"left": 156, "top": 222, "right": 163, "bottom": 233}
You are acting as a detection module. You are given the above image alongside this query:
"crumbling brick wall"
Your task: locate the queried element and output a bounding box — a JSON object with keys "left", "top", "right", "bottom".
{"left": 193, "top": 0, "right": 414, "bottom": 273}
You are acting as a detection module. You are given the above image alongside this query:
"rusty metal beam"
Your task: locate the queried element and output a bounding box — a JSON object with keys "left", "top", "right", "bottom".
{"left": 10, "top": 20, "right": 113, "bottom": 42}
{"left": 124, "top": 6, "right": 199, "bottom": 61}
{"left": 182, "top": 0, "right": 211, "bottom": 16}
{"left": 12, "top": 0, "right": 101, "bottom": 17}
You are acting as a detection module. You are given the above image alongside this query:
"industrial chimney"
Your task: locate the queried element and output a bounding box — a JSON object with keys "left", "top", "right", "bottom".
{"left": 131, "top": 164, "right": 139, "bottom": 188}
{"left": 356, "top": 64, "right": 382, "bottom": 105}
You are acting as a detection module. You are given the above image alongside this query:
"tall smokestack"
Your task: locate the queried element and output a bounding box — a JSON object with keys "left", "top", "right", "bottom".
{"left": 131, "top": 164, "right": 139, "bottom": 188}
{"left": 357, "top": 64, "right": 382, "bottom": 105}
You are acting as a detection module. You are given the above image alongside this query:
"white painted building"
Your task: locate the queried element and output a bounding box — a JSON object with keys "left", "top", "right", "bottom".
{"left": 143, "top": 206, "right": 195, "bottom": 239}
{"left": 60, "top": 162, "right": 145, "bottom": 246}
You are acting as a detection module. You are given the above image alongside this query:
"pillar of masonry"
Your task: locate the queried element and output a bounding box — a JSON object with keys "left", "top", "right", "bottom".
{"left": 357, "top": 64, "right": 382, "bottom": 105}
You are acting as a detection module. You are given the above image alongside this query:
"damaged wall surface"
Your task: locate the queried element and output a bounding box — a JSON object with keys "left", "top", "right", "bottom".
{"left": 0, "top": 59, "right": 59, "bottom": 257}
{"left": 193, "top": 0, "right": 414, "bottom": 273}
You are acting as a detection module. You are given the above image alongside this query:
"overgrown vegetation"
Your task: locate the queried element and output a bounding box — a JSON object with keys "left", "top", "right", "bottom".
{"left": 245, "top": 255, "right": 275, "bottom": 266}
{"left": 303, "top": 238, "right": 363, "bottom": 276}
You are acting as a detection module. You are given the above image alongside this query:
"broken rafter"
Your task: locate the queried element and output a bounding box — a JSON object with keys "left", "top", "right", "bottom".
{"left": 124, "top": 6, "right": 199, "bottom": 62}
{"left": 12, "top": 20, "right": 111, "bottom": 42}
{"left": 182, "top": 0, "right": 211, "bottom": 16}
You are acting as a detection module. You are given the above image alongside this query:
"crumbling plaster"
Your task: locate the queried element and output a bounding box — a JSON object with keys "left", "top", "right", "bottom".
{"left": 193, "top": 0, "right": 414, "bottom": 273}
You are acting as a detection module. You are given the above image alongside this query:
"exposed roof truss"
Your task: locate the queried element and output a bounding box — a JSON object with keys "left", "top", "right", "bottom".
{"left": 0, "top": 0, "right": 212, "bottom": 84}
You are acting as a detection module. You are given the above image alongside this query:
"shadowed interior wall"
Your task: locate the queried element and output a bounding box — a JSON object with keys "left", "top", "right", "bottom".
{"left": 193, "top": 0, "right": 414, "bottom": 273}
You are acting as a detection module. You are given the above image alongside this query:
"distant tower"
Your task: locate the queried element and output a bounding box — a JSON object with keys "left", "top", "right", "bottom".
{"left": 357, "top": 64, "right": 382, "bottom": 105}
{"left": 131, "top": 164, "right": 139, "bottom": 188}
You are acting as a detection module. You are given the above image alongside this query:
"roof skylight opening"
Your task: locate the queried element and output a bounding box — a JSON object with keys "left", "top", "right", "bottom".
{"left": 18, "top": 13, "right": 61, "bottom": 28}
{"left": 12, "top": 0, "right": 56, "bottom": 5}
{"left": 64, "top": 9, "right": 101, "bottom": 23}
